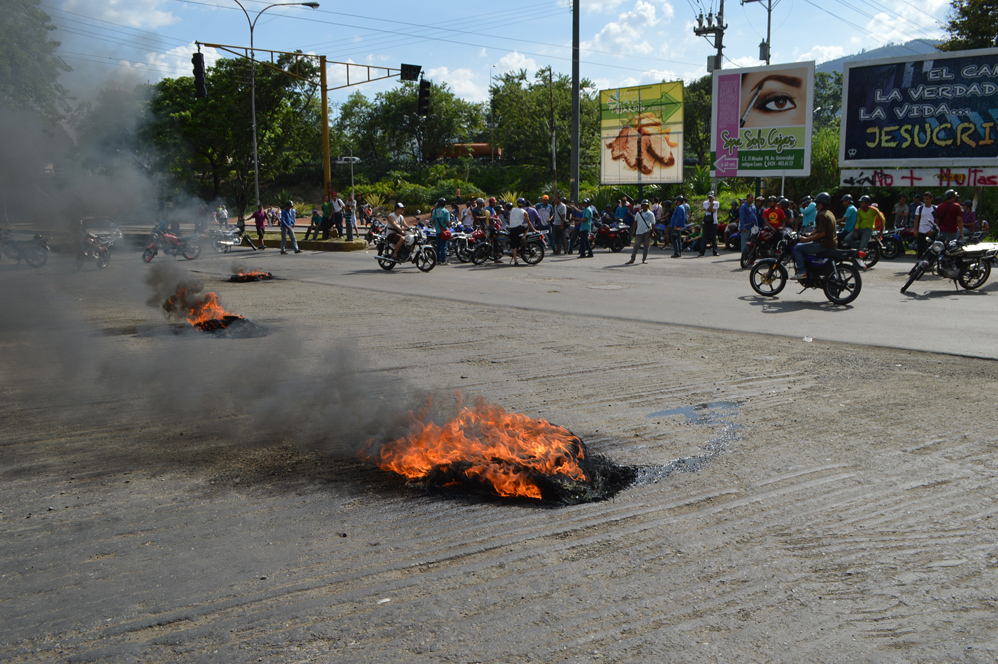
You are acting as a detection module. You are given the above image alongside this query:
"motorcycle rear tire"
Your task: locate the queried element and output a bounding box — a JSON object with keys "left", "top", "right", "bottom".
{"left": 212, "top": 239, "right": 227, "bottom": 253}
{"left": 749, "top": 260, "right": 787, "bottom": 297}
{"left": 142, "top": 248, "right": 156, "bottom": 263}
{"left": 415, "top": 246, "right": 436, "bottom": 272}
{"left": 858, "top": 242, "right": 880, "bottom": 269}
{"left": 900, "top": 264, "right": 925, "bottom": 293}
{"left": 824, "top": 264, "right": 862, "bottom": 304}
{"left": 522, "top": 241, "right": 544, "bottom": 265}
{"left": 610, "top": 236, "right": 625, "bottom": 252}
{"left": 455, "top": 242, "right": 472, "bottom": 263}
{"left": 471, "top": 243, "right": 491, "bottom": 266}
{"left": 740, "top": 247, "right": 756, "bottom": 269}
{"left": 23, "top": 247, "right": 47, "bottom": 268}
{"left": 880, "top": 237, "right": 902, "bottom": 260}
{"left": 376, "top": 245, "right": 396, "bottom": 270}
{"left": 958, "top": 260, "right": 991, "bottom": 290}
{"left": 182, "top": 243, "right": 201, "bottom": 260}
{"left": 95, "top": 249, "right": 110, "bottom": 269}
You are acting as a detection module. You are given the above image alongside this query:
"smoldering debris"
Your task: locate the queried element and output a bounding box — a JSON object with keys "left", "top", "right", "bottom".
{"left": 229, "top": 266, "right": 274, "bottom": 282}
{"left": 146, "top": 263, "right": 266, "bottom": 337}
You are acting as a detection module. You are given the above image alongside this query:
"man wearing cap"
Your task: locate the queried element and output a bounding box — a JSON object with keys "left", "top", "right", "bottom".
{"left": 330, "top": 192, "right": 345, "bottom": 238}
{"left": 279, "top": 200, "right": 302, "bottom": 254}
{"left": 471, "top": 198, "right": 491, "bottom": 231}
{"left": 669, "top": 195, "right": 687, "bottom": 257}
{"left": 534, "top": 195, "right": 553, "bottom": 248}
{"left": 626, "top": 199, "right": 655, "bottom": 264}
{"left": 385, "top": 202, "right": 410, "bottom": 259}
{"left": 836, "top": 194, "right": 857, "bottom": 243}
{"left": 699, "top": 191, "right": 720, "bottom": 257}
{"left": 577, "top": 199, "right": 594, "bottom": 258}
{"left": 431, "top": 198, "right": 451, "bottom": 264}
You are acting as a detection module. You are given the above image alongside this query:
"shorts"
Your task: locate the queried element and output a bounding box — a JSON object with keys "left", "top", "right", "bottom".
{"left": 387, "top": 231, "right": 402, "bottom": 245}
{"left": 509, "top": 225, "right": 526, "bottom": 249}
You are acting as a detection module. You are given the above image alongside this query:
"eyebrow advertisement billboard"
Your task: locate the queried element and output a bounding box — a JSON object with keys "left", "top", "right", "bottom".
{"left": 710, "top": 61, "right": 815, "bottom": 178}
{"left": 600, "top": 82, "right": 684, "bottom": 185}
{"left": 840, "top": 48, "right": 998, "bottom": 168}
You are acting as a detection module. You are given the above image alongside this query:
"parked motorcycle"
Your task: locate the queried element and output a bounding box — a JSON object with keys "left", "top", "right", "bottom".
{"left": 76, "top": 234, "right": 112, "bottom": 270}
{"left": 207, "top": 225, "right": 257, "bottom": 253}
{"left": 373, "top": 227, "right": 436, "bottom": 272}
{"left": 142, "top": 227, "right": 202, "bottom": 262}
{"left": 749, "top": 235, "right": 864, "bottom": 305}
{"left": 592, "top": 219, "right": 631, "bottom": 252}
{"left": 470, "top": 224, "right": 545, "bottom": 265}
{"left": 0, "top": 229, "right": 49, "bottom": 268}
{"left": 900, "top": 237, "right": 997, "bottom": 293}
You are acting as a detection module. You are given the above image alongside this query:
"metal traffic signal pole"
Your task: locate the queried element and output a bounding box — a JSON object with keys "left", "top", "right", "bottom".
{"left": 571, "top": 0, "right": 580, "bottom": 204}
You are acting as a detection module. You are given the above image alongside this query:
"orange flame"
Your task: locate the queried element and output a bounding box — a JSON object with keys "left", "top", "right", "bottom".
{"left": 359, "top": 397, "right": 587, "bottom": 500}
{"left": 165, "top": 287, "right": 240, "bottom": 327}
{"left": 235, "top": 269, "right": 271, "bottom": 278}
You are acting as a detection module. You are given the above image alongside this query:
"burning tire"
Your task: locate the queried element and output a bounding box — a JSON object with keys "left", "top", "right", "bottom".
{"left": 142, "top": 248, "right": 156, "bottom": 263}
{"left": 415, "top": 247, "right": 436, "bottom": 272}
{"left": 182, "top": 243, "right": 201, "bottom": 260}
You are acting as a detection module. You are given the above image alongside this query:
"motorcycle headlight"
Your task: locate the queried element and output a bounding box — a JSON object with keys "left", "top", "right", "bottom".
{"left": 930, "top": 241, "right": 944, "bottom": 254}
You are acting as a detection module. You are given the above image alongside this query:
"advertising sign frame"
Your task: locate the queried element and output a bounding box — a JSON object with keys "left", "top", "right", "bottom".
{"left": 599, "top": 82, "right": 684, "bottom": 186}
{"left": 710, "top": 61, "right": 815, "bottom": 178}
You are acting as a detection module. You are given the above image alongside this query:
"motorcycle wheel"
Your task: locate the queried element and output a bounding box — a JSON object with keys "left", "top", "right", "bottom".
{"left": 142, "top": 247, "right": 156, "bottom": 263}
{"left": 471, "top": 244, "right": 491, "bottom": 266}
{"left": 824, "top": 264, "right": 862, "bottom": 305}
{"left": 182, "top": 242, "right": 201, "bottom": 260}
{"left": 900, "top": 264, "right": 925, "bottom": 293}
{"left": 376, "top": 245, "right": 396, "bottom": 270}
{"left": 958, "top": 260, "right": 991, "bottom": 290}
{"left": 880, "top": 237, "right": 902, "bottom": 260}
{"left": 1, "top": 243, "right": 18, "bottom": 260}
{"left": 858, "top": 242, "right": 880, "bottom": 269}
{"left": 610, "top": 236, "right": 625, "bottom": 252}
{"left": 522, "top": 241, "right": 544, "bottom": 265}
{"left": 455, "top": 242, "right": 472, "bottom": 263}
{"left": 212, "top": 239, "right": 227, "bottom": 253}
{"left": 415, "top": 246, "right": 436, "bottom": 272}
{"left": 95, "top": 249, "right": 110, "bottom": 269}
{"left": 749, "top": 260, "right": 787, "bottom": 297}
{"left": 23, "top": 247, "right": 48, "bottom": 268}
{"left": 740, "top": 247, "right": 756, "bottom": 269}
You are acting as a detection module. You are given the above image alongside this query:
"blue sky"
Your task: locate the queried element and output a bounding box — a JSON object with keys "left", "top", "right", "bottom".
{"left": 45, "top": 0, "right": 952, "bottom": 107}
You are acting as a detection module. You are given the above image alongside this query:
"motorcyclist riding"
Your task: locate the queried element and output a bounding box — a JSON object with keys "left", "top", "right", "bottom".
{"left": 791, "top": 192, "right": 837, "bottom": 280}
{"left": 386, "top": 202, "right": 409, "bottom": 258}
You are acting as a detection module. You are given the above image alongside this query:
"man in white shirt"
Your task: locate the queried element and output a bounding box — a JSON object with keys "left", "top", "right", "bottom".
{"left": 386, "top": 202, "right": 409, "bottom": 258}
{"left": 534, "top": 195, "right": 553, "bottom": 249}
{"left": 507, "top": 198, "right": 537, "bottom": 266}
{"left": 551, "top": 195, "right": 568, "bottom": 255}
{"left": 331, "top": 193, "right": 345, "bottom": 238}
{"left": 914, "top": 191, "right": 936, "bottom": 258}
{"left": 699, "top": 191, "right": 720, "bottom": 257}
{"left": 626, "top": 199, "right": 655, "bottom": 264}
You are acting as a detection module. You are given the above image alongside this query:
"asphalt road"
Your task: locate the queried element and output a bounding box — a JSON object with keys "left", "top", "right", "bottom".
{"left": 189, "top": 243, "right": 998, "bottom": 360}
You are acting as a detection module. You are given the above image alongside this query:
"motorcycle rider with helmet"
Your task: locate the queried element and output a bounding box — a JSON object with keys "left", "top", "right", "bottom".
{"left": 791, "top": 192, "right": 837, "bottom": 280}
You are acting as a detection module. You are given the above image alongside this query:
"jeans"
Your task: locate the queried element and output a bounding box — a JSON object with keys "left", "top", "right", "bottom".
{"left": 578, "top": 230, "right": 593, "bottom": 257}
{"left": 551, "top": 225, "right": 566, "bottom": 254}
{"left": 850, "top": 227, "right": 872, "bottom": 252}
{"left": 630, "top": 231, "right": 651, "bottom": 262}
{"left": 938, "top": 231, "right": 959, "bottom": 246}
{"left": 280, "top": 225, "right": 299, "bottom": 252}
{"left": 670, "top": 228, "right": 683, "bottom": 256}
{"left": 793, "top": 241, "right": 825, "bottom": 274}
{"left": 333, "top": 212, "right": 343, "bottom": 237}
{"left": 700, "top": 223, "right": 717, "bottom": 255}
{"left": 740, "top": 227, "right": 752, "bottom": 253}
{"left": 320, "top": 216, "right": 332, "bottom": 240}
{"left": 436, "top": 235, "right": 447, "bottom": 263}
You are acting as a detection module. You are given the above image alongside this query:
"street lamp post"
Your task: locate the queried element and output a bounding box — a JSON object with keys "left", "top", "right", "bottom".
{"left": 232, "top": 0, "right": 319, "bottom": 209}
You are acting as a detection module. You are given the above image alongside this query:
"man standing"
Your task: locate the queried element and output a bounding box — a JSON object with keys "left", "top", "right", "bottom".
{"left": 250, "top": 204, "right": 267, "bottom": 250}
{"left": 472, "top": 198, "right": 491, "bottom": 231}
{"left": 343, "top": 193, "right": 357, "bottom": 242}
{"left": 699, "top": 191, "right": 720, "bottom": 257}
{"left": 577, "top": 199, "right": 594, "bottom": 258}
{"left": 892, "top": 194, "right": 909, "bottom": 229}
{"left": 934, "top": 189, "right": 964, "bottom": 244}
{"left": 551, "top": 195, "right": 568, "bottom": 255}
{"left": 669, "top": 195, "right": 687, "bottom": 258}
{"left": 799, "top": 196, "right": 816, "bottom": 234}
{"left": 431, "top": 198, "right": 451, "bottom": 264}
{"left": 792, "top": 192, "right": 836, "bottom": 279}
{"left": 320, "top": 194, "right": 334, "bottom": 239}
{"left": 534, "top": 195, "right": 553, "bottom": 248}
{"left": 626, "top": 199, "right": 654, "bottom": 264}
{"left": 913, "top": 191, "right": 936, "bottom": 257}
{"left": 739, "top": 193, "right": 759, "bottom": 254}
{"left": 330, "top": 192, "right": 344, "bottom": 238}
{"left": 279, "top": 200, "right": 302, "bottom": 254}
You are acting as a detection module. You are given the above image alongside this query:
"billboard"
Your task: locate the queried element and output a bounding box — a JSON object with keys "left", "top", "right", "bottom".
{"left": 600, "top": 82, "right": 683, "bottom": 185}
{"left": 710, "top": 61, "right": 815, "bottom": 177}
{"left": 840, "top": 48, "right": 998, "bottom": 168}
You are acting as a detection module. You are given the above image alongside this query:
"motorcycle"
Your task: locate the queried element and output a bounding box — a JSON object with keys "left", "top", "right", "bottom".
{"left": 142, "top": 227, "right": 202, "bottom": 262}
{"left": 749, "top": 234, "right": 864, "bottom": 305}
{"left": 0, "top": 229, "right": 49, "bottom": 268}
{"left": 447, "top": 224, "right": 475, "bottom": 263}
{"left": 836, "top": 229, "right": 880, "bottom": 269}
{"left": 207, "top": 225, "right": 258, "bottom": 253}
{"left": 593, "top": 218, "right": 631, "bottom": 252}
{"left": 879, "top": 225, "right": 912, "bottom": 260}
{"left": 373, "top": 227, "right": 436, "bottom": 272}
{"left": 470, "top": 223, "right": 545, "bottom": 265}
{"left": 740, "top": 224, "right": 791, "bottom": 269}
{"left": 76, "top": 234, "right": 112, "bottom": 270}
{"left": 900, "top": 237, "right": 997, "bottom": 294}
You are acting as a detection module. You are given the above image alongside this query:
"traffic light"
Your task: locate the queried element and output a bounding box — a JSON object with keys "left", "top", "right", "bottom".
{"left": 400, "top": 64, "right": 421, "bottom": 81}
{"left": 417, "top": 78, "right": 431, "bottom": 116}
{"left": 192, "top": 52, "right": 207, "bottom": 98}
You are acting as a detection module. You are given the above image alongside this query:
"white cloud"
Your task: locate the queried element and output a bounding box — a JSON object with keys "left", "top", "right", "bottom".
{"left": 496, "top": 51, "right": 538, "bottom": 74}
{"left": 726, "top": 55, "right": 763, "bottom": 69}
{"left": 798, "top": 45, "right": 846, "bottom": 65}
{"left": 863, "top": 10, "right": 944, "bottom": 45}
{"left": 427, "top": 67, "right": 487, "bottom": 103}
{"left": 117, "top": 42, "right": 220, "bottom": 80}
{"left": 61, "top": 0, "right": 176, "bottom": 29}
{"left": 478, "top": 48, "right": 488, "bottom": 58}
{"left": 583, "top": 1, "right": 673, "bottom": 57}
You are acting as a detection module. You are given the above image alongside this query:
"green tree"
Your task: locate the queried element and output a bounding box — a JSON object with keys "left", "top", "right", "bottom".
{"left": 0, "top": 0, "right": 71, "bottom": 121}
{"left": 939, "top": 0, "right": 998, "bottom": 50}
{"left": 813, "top": 71, "right": 843, "bottom": 130}
{"left": 683, "top": 75, "right": 712, "bottom": 166}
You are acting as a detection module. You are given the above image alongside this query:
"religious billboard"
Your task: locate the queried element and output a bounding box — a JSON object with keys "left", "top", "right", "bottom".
{"left": 710, "top": 61, "right": 814, "bottom": 178}
{"left": 600, "top": 82, "right": 684, "bottom": 185}
{"left": 840, "top": 48, "right": 998, "bottom": 170}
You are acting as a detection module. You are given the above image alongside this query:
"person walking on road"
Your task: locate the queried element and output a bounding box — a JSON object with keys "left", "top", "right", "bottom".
{"left": 700, "top": 191, "right": 720, "bottom": 256}
{"left": 431, "top": 198, "right": 451, "bottom": 264}
{"left": 626, "top": 199, "right": 655, "bottom": 264}
{"left": 250, "top": 204, "right": 267, "bottom": 250}
{"left": 913, "top": 191, "right": 936, "bottom": 257}
{"left": 280, "top": 200, "right": 302, "bottom": 254}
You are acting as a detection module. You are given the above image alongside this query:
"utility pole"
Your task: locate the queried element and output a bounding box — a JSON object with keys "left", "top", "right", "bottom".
{"left": 571, "top": 0, "right": 580, "bottom": 204}
{"left": 693, "top": 0, "right": 727, "bottom": 72}
{"left": 549, "top": 68, "right": 558, "bottom": 198}
{"left": 742, "top": 0, "right": 772, "bottom": 65}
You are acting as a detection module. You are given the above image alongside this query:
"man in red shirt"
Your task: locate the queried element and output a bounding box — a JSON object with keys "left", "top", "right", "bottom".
{"left": 934, "top": 189, "right": 964, "bottom": 244}
{"left": 763, "top": 196, "right": 785, "bottom": 229}
{"left": 249, "top": 204, "right": 267, "bottom": 250}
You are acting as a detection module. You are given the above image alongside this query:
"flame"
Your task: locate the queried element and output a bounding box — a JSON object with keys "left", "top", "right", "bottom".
{"left": 359, "top": 397, "right": 587, "bottom": 500}
{"left": 235, "top": 268, "right": 272, "bottom": 279}
{"left": 165, "top": 286, "right": 241, "bottom": 328}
